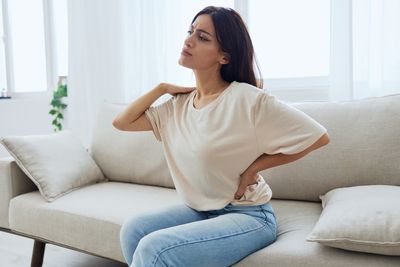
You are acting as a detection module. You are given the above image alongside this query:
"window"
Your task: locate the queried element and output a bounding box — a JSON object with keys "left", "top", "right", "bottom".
{"left": 0, "top": 0, "right": 68, "bottom": 95}
{"left": 0, "top": 3, "right": 7, "bottom": 93}
{"left": 53, "top": 0, "right": 68, "bottom": 77}
{"left": 2, "top": 0, "right": 329, "bottom": 100}
{"left": 8, "top": 0, "right": 47, "bottom": 93}
{"left": 157, "top": 0, "right": 330, "bottom": 102}
{"left": 248, "top": 0, "right": 330, "bottom": 79}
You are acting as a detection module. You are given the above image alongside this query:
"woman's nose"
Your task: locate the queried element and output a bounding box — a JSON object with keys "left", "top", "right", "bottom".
{"left": 184, "top": 35, "right": 194, "bottom": 48}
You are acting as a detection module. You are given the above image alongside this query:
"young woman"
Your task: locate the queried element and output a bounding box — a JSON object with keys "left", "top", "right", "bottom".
{"left": 113, "top": 6, "right": 330, "bottom": 267}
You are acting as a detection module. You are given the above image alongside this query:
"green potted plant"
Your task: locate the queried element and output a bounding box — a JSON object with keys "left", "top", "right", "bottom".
{"left": 49, "top": 76, "right": 68, "bottom": 132}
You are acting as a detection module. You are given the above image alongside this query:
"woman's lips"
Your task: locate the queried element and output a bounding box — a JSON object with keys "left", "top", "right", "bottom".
{"left": 181, "top": 50, "right": 192, "bottom": 57}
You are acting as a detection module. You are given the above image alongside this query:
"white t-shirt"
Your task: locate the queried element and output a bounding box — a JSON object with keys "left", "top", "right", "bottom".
{"left": 145, "top": 81, "right": 327, "bottom": 211}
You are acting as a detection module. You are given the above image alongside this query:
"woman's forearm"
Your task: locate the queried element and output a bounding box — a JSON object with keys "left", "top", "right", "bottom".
{"left": 113, "top": 84, "right": 166, "bottom": 125}
{"left": 244, "top": 134, "right": 330, "bottom": 175}
{"left": 244, "top": 152, "right": 308, "bottom": 175}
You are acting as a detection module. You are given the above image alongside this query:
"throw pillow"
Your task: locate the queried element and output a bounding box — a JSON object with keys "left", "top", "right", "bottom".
{"left": 0, "top": 130, "right": 106, "bottom": 202}
{"left": 306, "top": 185, "right": 400, "bottom": 256}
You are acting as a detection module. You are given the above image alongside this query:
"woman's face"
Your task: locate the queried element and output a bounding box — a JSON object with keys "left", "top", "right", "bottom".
{"left": 178, "top": 14, "right": 228, "bottom": 71}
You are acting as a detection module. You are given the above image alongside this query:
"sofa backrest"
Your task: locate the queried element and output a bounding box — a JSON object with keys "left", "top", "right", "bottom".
{"left": 261, "top": 93, "right": 400, "bottom": 201}
{"left": 92, "top": 94, "right": 400, "bottom": 202}
{"left": 90, "top": 101, "right": 174, "bottom": 188}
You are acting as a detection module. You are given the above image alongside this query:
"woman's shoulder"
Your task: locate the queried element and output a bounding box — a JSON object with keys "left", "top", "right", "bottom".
{"left": 230, "top": 81, "right": 285, "bottom": 114}
{"left": 231, "top": 81, "right": 270, "bottom": 101}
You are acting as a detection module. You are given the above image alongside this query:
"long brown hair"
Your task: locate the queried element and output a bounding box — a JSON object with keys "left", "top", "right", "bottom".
{"left": 191, "top": 6, "right": 263, "bottom": 89}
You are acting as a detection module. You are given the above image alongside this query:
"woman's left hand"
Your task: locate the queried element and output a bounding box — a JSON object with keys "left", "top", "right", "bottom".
{"left": 234, "top": 171, "right": 260, "bottom": 200}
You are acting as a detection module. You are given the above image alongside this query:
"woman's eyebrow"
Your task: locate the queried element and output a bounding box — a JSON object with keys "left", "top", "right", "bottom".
{"left": 198, "top": 29, "right": 213, "bottom": 37}
{"left": 190, "top": 26, "right": 213, "bottom": 37}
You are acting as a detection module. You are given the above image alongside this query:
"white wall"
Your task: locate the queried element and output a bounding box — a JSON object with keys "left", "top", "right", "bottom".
{"left": 0, "top": 93, "right": 59, "bottom": 158}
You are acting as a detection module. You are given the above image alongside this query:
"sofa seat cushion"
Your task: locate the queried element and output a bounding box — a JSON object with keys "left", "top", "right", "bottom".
{"left": 234, "top": 200, "right": 400, "bottom": 267}
{"left": 8, "top": 182, "right": 183, "bottom": 262}
{"left": 8, "top": 185, "right": 400, "bottom": 266}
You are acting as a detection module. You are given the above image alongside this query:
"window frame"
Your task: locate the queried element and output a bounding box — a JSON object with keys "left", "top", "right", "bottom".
{"left": 236, "top": 0, "right": 342, "bottom": 102}
{"left": 1, "top": 0, "right": 57, "bottom": 98}
{"left": 1, "top": 0, "right": 352, "bottom": 102}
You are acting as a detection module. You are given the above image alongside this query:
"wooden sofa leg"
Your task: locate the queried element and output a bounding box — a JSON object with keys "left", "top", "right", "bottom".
{"left": 31, "top": 240, "right": 46, "bottom": 267}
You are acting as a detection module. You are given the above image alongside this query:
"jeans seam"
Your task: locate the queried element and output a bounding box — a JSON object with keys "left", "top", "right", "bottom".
{"left": 260, "top": 207, "right": 269, "bottom": 224}
{"left": 151, "top": 224, "right": 269, "bottom": 266}
{"left": 260, "top": 207, "right": 277, "bottom": 235}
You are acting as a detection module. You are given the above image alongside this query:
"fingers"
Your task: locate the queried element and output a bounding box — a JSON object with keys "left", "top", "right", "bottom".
{"left": 234, "top": 173, "right": 260, "bottom": 200}
{"left": 163, "top": 83, "right": 195, "bottom": 95}
{"left": 234, "top": 179, "right": 249, "bottom": 200}
{"left": 181, "top": 86, "right": 196, "bottom": 92}
{"left": 234, "top": 187, "right": 246, "bottom": 200}
{"left": 171, "top": 87, "right": 195, "bottom": 96}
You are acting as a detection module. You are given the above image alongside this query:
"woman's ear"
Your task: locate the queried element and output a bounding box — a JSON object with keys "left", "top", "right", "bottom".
{"left": 219, "top": 52, "right": 230, "bottom": 65}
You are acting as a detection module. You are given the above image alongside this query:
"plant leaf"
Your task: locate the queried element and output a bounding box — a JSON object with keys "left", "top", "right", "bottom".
{"left": 59, "top": 85, "right": 67, "bottom": 96}
{"left": 51, "top": 99, "right": 61, "bottom": 106}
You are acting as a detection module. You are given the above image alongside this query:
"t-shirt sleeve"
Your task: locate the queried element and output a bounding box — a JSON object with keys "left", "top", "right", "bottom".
{"left": 254, "top": 93, "right": 327, "bottom": 155}
{"left": 144, "top": 96, "right": 175, "bottom": 142}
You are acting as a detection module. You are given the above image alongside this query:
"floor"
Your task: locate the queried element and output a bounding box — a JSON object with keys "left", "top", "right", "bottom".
{"left": 0, "top": 231, "right": 127, "bottom": 267}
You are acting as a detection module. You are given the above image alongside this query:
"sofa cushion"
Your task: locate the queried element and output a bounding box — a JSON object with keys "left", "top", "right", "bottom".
{"left": 8, "top": 182, "right": 183, "bottom": 261}
{"left": 261, "top": 94, "right": 400, "bottom": 201}
{"left": 306, "top": 185, "right": 400, "bottom": 255}
{"left": 235, "top": 200, "right": 400, "bottom": 267}
{"left": 90, "top": 101, "right": 174, "bottom": 188}
{"left": 0, "top": 130, "right": 105, "bottom": 202}
{"left": 8, "top": 187, "right": 400, "bottom": 266}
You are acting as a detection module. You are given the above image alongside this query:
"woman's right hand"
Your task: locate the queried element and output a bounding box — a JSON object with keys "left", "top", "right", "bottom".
{"left": 160, "top": 83, "right": 196, "bottom": 96}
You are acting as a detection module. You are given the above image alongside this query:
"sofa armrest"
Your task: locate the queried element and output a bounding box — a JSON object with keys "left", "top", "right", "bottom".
{"left": 0, "top": 156, "right": 37, "bottom": 229}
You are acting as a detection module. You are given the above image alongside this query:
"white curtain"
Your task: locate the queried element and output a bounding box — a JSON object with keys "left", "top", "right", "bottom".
{"left": 67, "top": 0, "right": 126, "bottom": 148}
{"left": 120, "top": 0, "right": 197, "bottom": 102}
{"left": 67, "top": 0, "right": 197, "bottom": 148}
{"left": 330, "top": 0, "right": 400, "bottom": 101}
{"left": 352, "top": 0, "right": 400, "bottom": 99}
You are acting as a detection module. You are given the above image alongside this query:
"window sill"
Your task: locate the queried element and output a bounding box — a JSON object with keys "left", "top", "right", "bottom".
{"left": 5, "top": 91, "right": 52, "bottom": 99}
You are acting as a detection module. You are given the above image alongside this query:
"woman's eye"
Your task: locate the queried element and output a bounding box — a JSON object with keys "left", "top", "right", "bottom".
{"left": 187, "top": 30, "right": 209, "bottom": 42}
{"left": 199, "top": 36, "right": 209, "bottom": 42}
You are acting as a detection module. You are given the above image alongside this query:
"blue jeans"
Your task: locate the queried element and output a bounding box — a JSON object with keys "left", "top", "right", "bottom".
{"left": 120, "top": 202, "right": 277, "bottom": 267}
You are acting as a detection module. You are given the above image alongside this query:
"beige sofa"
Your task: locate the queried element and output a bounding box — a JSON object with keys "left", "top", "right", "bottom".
{"left": 1, "top": 94, "right": 400, "bottom": 267}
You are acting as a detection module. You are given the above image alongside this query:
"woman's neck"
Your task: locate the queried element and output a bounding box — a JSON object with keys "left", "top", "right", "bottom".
{"left": 193, "top": 70, "right": 230, "bottom": 99}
